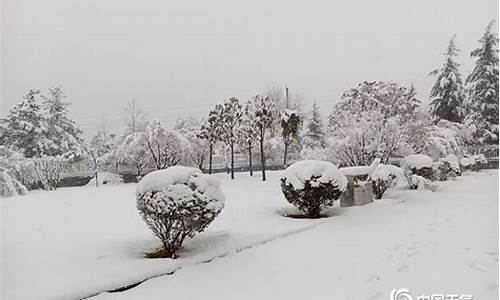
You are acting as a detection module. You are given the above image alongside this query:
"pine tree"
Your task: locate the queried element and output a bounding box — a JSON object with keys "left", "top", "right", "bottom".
{"left": 281, "top": 109, "right": 302, "bottom": 167}
{"left": 466, "top": 21, "right": 499, "bottom": 141}
{"left": 42, "top": 86, "right": 85, "bottom": 159}
{"left": 218, "top": 98, "right": 244, "bottom": 180}
{"left": 429, "top": 35, "right": 466, "bottom": 123}
{"left": 198, "top": 108, "right": 223, "bottom": 174}
{"left": 237, "top": 103, "right": 259, "bottom": 176}
{"left": 303, "top": 102, "right": 326, "bottom": 149}
{"left": 250, "top": 94, "right": 278, "bottom": 181}
{"left": 1, "top": 90, "right": 49, "bottom": 158}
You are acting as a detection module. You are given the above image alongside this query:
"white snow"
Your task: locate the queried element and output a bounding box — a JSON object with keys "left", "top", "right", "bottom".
{"left": 1, "top": 170, "right": 498, "bottom": 300}
{"left": 282, "top": 160, "right": 347, "bottom": 190}
{"left": 401, "top": 154, "right": 434, "bottom": 170}
{"left": 2, "top": 171, "right": 325, "bottom": 300}
{"left": 369, "top": 164, "right": 405, "bottom": 183}
{"left": 136, "top": 166, "right": 224, "bottom": 215}
{"left": 136, "top": 166, "right": 218, "bottom": 197}
{"left": 339, "top": 158, "right": 381, "bottom": 177}
{"left": 95, "top": 170, "right": 498, "bottom": 300}
{"left": 87, "top": 172, "right": 124, "bottom": 186}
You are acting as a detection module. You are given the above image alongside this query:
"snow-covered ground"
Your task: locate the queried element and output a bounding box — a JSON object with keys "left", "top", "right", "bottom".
{"left": 1, "top": 170, "right": 498, "bottom": 300}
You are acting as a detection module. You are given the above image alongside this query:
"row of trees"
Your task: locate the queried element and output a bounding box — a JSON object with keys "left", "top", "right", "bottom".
{"left": 1, "top": 21, "right": 497, "bottom": 189}
{"left": 429, "top": 21, "right": 498, "bottom": 143}
{"left": 115, "top": 90, "right": 303, "bottom": 182}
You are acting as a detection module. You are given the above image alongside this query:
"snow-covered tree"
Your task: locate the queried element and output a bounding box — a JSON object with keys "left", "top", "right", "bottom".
{"left": 198, "top": 108, "right": 222, "bottom": 174}
{"left": 237, "top": 104, "right": 259, "bottom": 176}
{"left": 174, "top": 117, "right": 209, "bottom": 170}
{"left": 123, "top": 99, "right": 147, "bottom": 136}
{"left": 0, "top": 90, "right": 49, "bottom": 158}
{"left": 116, "top": 132, "right": 151, "bottom": 176}
{"left": 145, "top": 119, "right": 186, "bottom": 170}
{"left": 303, "top": 102, "right": 326, "bottom": 149}
{"left": 466, "top": 21, "right": 499, "bottom": 142}
{"left": 280, "top": 109, "right": 302, "bottom": 167}
{"left": 1, "top": 87, "right": 84, "bottom": 160}
{"left": 218, "top": 98, "right": 244, "bottom": 180}
{"left": 250, "top": 94, "right": 278, "bottom": 181}
{"left": 429, "top": 35, "right": 466, "bottom": 123}
{"left": 328, "top": 81, "right": 423, "bottom": 166}
{"left": 42, "top": 86, "right": 85, "bottom": 159}
{"left": 421, "top": 119, "right": 474, "bottom": 160}
{"left": 90, "top": 119, "right": 117, "bottom": 157}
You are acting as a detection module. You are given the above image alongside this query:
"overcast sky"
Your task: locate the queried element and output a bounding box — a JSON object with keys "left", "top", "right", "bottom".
{"left": 1, "top": 0, "right": 498, "bottom": 138}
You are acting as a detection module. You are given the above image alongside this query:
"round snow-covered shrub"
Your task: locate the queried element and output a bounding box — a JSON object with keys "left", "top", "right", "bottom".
{"left": 369, "top": 164, "right": 404, "bottom": 199}
{"left": 460, "top": 154, "right": 488, "bottom": 171}
{"left": 401, "top": 154, "right": 435, "bottom": 180}
{"left": 432, "top": 154, "right": 461, "bottom": 181}
{"left": 280, "top": 160, "right": 347, "bottom": 218}
{"left": 136, "top": 166, "right": 225, "bottom": 258}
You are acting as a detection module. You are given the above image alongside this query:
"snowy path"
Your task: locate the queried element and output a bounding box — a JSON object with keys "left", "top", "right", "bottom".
{"left": 94, "top": 170, "right": 499, "bottom": 300}
{"left": 2, "top": 170, "right": 498, "bottom": 300}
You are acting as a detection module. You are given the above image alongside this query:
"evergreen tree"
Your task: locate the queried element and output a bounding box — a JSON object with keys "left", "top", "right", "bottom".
{"left": 281, "top": 109, "right": 302, "bottom": 167}
{"left": 303, "top": 102, "right": 326, "bottom": 149}
{"left": 1, "top": 90, "right": 48, "bottom": 158}
{"left": 218, "top": 98, "right": 244, "bottom": 180}
{"left": 466, "top": 21, "right": 499, "bottom": 141}
{"left": 250, "top": 94, "right": 278, "bottom": 181}
{"left": 42, "top": 86, "right": 85, "bottom": 159}
{"left": 237, "top": 103, "right": 259, "bottom": 176}
{"left": 429, "top": 35, "right": 466, "bottom": 123}
{"left": 198, "top": 108, "right": 223, "bottom": 174}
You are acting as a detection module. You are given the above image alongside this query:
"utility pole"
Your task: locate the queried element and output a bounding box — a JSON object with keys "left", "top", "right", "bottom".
{"left": 285, "top": 84, "right": 289, "bottom": 109}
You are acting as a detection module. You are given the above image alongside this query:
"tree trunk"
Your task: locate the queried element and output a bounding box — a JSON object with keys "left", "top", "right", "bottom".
{"left": 91, "top": 150, "right": 98, "bottom": 187}
{"left": 209, "top": 144, "right": 213, "bottom": 174}
{"left": 260, "top": 133, "right": 266, "bottom": 181}
{"left": 283, "top": 141, "right": 289, "bottom": 167}
{"left": 248, "top": 141, "right": 253, "bottom": 176}
{"left": 230, "top": 145, "right": 235, "bottom": 180}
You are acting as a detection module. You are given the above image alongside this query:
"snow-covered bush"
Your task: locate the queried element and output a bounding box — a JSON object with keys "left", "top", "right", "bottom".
{"left": 280, "top": 160, "right": 347, "bottom": 218}
{"left": 10, "top": 159, "right": 38, "bottom": 189}
{"left": 136, "top": 166, "right": 225, "bottom": 258}
{"left": 0, "top": 170, "right": 28, "bottom": 198}
{"left": 369, "top": 164, "right": 404, "bottom": 199}
{"left": 406, "top": 174, "right": 437, "bottom": 191}
{"left": 422, "top": 119, "right": 473, "bottom": 160}
{"left": 32, "top": 156, "right": 68, "bottom": 190}
{"left": 431, "top": 154, "right": 461, "bottom": 181}
{"left": 10, "top": 156, "right": 67, "bottom": 190}
{"left": 460, "top": 154, "right": 488, "bottom": 171}
{"left": 401, "top": 154, "right": 435, "bottom": 180}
